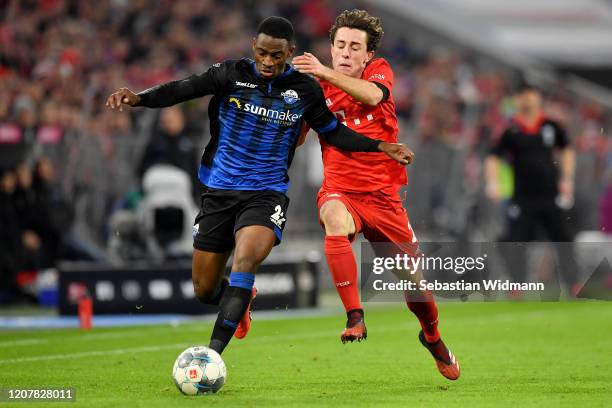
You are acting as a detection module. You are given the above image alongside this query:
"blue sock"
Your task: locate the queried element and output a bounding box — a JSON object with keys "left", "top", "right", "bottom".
{"left": 228, "top": 272, "right": 255, "bottom": 291}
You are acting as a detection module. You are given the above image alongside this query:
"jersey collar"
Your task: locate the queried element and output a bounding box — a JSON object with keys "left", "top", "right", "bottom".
{"left": 512, "top": 113, "right": 545, "bottom": 134}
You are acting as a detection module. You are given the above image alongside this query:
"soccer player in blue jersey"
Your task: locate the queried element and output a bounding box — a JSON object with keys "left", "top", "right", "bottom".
{"left": 106, "top": 17, "right": 412, "bottom": 355}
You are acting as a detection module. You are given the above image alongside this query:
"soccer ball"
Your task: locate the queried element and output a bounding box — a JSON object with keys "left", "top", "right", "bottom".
{"left": 172, "top": 346, "right": 227, "bottom": 395}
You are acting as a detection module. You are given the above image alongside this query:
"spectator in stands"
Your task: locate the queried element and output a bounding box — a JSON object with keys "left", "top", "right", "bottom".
{"left": 138, "top": 106, "right": 201, "bottom": 198}
{"left": 29, "top": 157, "right": 69, "bottom": 267}
{"left": 0, "top": 166, "right": 34, "bottom": 304}
{"left": 13, "top": 161, "right": 50, "bottom": 270}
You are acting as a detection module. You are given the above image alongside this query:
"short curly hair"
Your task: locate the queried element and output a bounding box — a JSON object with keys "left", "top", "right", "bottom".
{"left": 329, "top": 9, "right": 384, "bottom": 52}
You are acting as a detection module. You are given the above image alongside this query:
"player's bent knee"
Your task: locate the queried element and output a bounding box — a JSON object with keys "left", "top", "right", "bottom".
{"left": 322, "top": 213, "right": 351, "bottom": 236}
{"left": 320, "top": 200, "right": 354, "bottom": 236}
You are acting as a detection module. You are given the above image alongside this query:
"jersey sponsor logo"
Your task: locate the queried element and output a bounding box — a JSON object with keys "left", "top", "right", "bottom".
{"left": 212, "top": 62, "right": 221, "bottom": 68}
{"left": 336, "top": 281, "right": 350, "bottom": 287}
{"left": 281, "top": 89, "right": 300, "bottom": 104}
{"left": 368, "top": 73, "right": 386, "bottom": 81}
{"left": 236, "top": 81, "right": 257, "bottom": 88}
{"left": 270, "top": 205, "right": 286, "bottom": 228}
{"left": 228, "top": 97, "right": 302, "bottom": 125}
{"left": 228, "top": 97, "right": 242, "bottom": 109}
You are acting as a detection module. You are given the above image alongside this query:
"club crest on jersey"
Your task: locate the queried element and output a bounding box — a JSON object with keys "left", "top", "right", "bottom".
{"left": 281, "top": 89, "right": 300, "bottom": 104}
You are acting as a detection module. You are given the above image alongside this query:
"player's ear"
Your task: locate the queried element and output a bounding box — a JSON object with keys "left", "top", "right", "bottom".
{"left": 366, "top": 50, "right": 375, "bottom": 63}
{"left": 287, "top": 44, "right": 296, "bottom": 58}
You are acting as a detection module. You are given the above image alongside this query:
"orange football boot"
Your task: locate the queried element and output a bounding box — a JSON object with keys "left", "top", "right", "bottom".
{"left": 234, "top": 287, "right": 257, "bottom": 339}
{"left": 340, "top": 310, "right": 367, "bottom": 343}
{"left": 419, "top": 330, "right": 460, "bottom": 380}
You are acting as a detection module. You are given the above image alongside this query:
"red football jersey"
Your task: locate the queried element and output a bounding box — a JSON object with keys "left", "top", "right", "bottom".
{"left": 318, "top": 58, "right": 407, "bottom": 195}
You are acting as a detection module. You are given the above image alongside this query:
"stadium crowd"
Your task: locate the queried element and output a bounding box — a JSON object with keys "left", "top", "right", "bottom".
{"left": 1, "top": 0, "right": 611, "bottom": 302}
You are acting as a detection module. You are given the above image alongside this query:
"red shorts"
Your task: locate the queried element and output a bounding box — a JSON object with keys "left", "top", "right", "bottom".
{"left": 317, "top": 188, "right": 418, "bottom": 254}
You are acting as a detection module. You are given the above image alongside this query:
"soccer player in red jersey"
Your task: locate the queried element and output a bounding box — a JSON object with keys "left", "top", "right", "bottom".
{"left": 294, "top": 9, "right": 460, "bottom": 380}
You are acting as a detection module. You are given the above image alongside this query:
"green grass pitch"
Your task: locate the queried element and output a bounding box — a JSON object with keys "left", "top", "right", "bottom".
{"left": 1, "top": 301, "right": 611, "bottom": 407}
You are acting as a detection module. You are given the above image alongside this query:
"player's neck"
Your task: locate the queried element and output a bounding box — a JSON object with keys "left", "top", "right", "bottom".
{"left": 516, "top": 111, "right": 542, "bottom": 127}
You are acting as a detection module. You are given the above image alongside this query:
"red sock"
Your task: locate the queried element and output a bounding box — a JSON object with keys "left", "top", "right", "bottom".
{"left": 404, "top": 289, "right": 440, "bottom": 343}
{"left": 324, "top": 235, "right": 361, "bottom": 312}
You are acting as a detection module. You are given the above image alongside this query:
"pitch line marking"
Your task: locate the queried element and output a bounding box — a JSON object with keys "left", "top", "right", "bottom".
{"left": 1, "top": 306, "right": 594, "bottom": 350}
{"left": 0, "top": 342, "right": 191, "bottom": 364}
{"left": 0, "top": 325, "right": 414, "bottom": 365}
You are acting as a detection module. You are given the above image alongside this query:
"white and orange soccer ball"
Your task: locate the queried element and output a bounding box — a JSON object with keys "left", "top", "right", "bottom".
{"left": 172, "top": 346, "right": 227, "bottom": 395}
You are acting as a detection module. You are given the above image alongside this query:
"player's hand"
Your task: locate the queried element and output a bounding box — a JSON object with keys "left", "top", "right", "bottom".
{"left": 105, "top": 87, "right": 140, "bottom": 112}
{"left": 22, "top": 230, "right": 41, "bottom": 251}
{"left": 378, "top": 142, "right": 414, "bottom": 165}
{"left": 485, "top": 183, "right": 502, "bottom": 203}
{"left": 293, "top": 52, "right": 331, "bottom": 80}
{"left": 557, "top": 177, "right": 575, "bottom": 209}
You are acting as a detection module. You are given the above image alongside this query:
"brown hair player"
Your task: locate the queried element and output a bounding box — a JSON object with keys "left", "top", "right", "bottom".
{"left": 293, "top": 9, "right": 459, "bottom": 380}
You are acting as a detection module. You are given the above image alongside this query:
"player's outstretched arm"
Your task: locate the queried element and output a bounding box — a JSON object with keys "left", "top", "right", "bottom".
{"left": 320, "top": 123, "right": 413, "bottom": 165}
{"left": 293, "top": 52, "right": 383, "bottom": 106}
{"left": 106, "top": 67, "right": 224, "bottom": 110}
{"left": 106, "top": 79, "right": 200, "bottom": 110}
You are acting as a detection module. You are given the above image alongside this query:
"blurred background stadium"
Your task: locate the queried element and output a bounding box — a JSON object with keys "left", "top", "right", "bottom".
{"left": 1, "top": 0, "right": 611, "bottom": 317}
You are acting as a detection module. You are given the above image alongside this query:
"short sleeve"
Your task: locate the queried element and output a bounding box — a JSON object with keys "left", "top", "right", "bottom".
{"left": 363, "top": 58, "right": 394, "bottom": 94}
{"left": 553, "top": 122, "right": 569, "bottom": 148}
